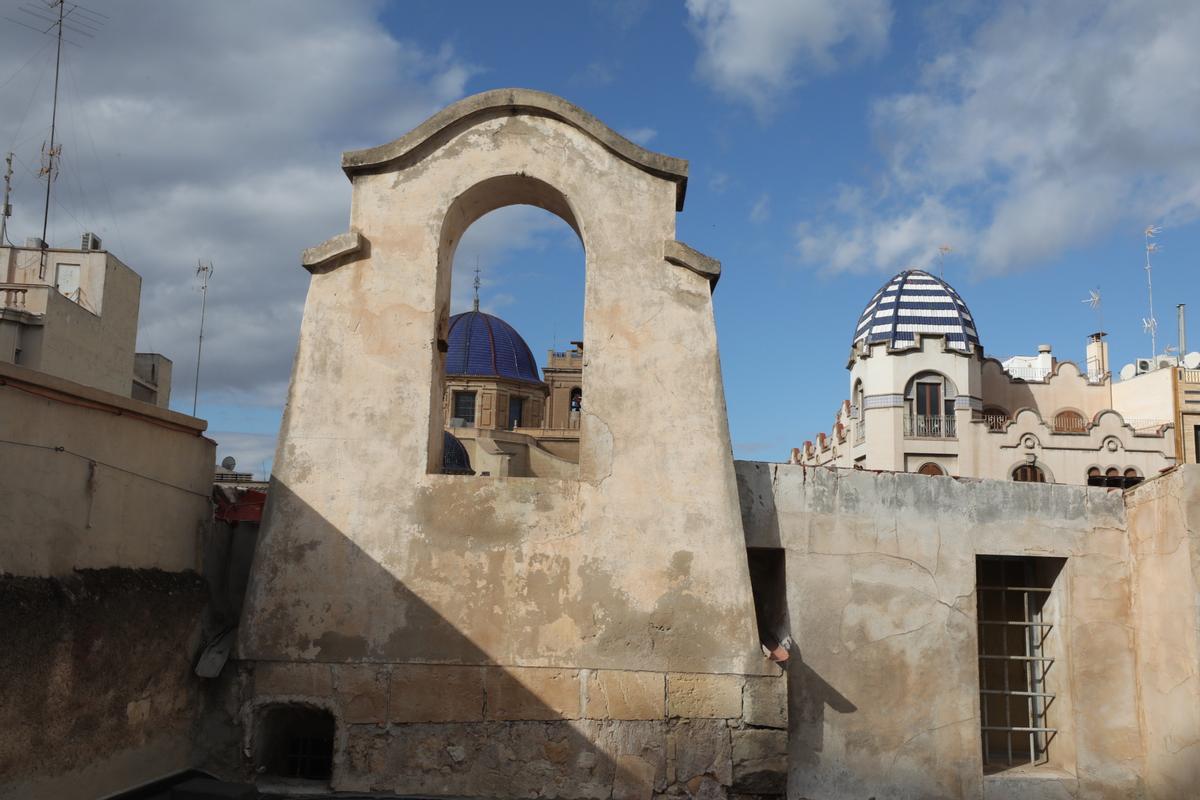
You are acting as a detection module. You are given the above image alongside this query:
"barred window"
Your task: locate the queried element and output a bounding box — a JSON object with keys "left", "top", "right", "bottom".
{"left": 976, "top": 556, "right": 1064, "bottom": 771}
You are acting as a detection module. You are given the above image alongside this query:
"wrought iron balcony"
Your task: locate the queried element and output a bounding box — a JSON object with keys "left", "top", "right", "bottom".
{"left": 905, "top": 414, "right": 957, "bottom": 438}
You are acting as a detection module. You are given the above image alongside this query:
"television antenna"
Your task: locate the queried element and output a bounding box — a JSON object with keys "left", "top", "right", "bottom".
{"left": 192, "top": 261, "right": 214, "bottom": 417}
{"left": 936, "top": 244, "right": 952, "bottom": 277}
{"left": 1081, "top": 287, "right": 1103, "bottom": 328}
{"left": 2, "top": 1, "right": 107, "bottom": 270}
{"left": 1143, "top": 224, "right": 1161, "bottom": 357}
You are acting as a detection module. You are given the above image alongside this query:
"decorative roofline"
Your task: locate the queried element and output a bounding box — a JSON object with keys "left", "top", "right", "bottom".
{"left": 340, "top": 89, "right": 690, "bottom": 211}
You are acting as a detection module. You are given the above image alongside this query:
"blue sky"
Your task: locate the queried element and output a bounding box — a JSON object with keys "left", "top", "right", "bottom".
{"left": 2, "top": 1, "right": 1197, "bottom": 474}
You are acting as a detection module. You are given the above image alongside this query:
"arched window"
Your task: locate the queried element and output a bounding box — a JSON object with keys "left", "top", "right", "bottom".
{"left": 1105, "top": 467, "right": 1120, "bottom": 478}
{"left": 1013, "top": 464, "right": 1046, "bottom": 483}
{"left": 1123, "top": 467, "right": 1143, "bottom": 488}
{"left": 982, "top": 406, "right": 1009, "bottom": 432}
{"left": 1086, "top": 466, "right": 1102, "bottom": 486}
{"left": 1053, "top": 410, "right": 1087, "bottom": 433}
{"left": 904, "top": 372, "right": 957, "bottom": 438}
{"left": 852, "top": 379, "right": 866, "bottom": 443}
{"left": 917, "top": 462, "right": 945, "bottom": 476}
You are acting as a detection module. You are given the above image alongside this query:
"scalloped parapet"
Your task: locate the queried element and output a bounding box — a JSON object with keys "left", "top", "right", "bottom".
{"left": 341, "top": 88, "right": 690, "bottom": 211}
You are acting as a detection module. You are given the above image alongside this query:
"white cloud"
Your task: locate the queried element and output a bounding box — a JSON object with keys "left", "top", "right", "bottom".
{"left": 750, "top": 192, "right": 770, "bottom": 223}
{"left": 801, "top": 0, "right": 1200, "bottom": 274}
{"left": 0, "top": 1, "right": 475, "bottom": 416}
{"left": 622, "top": 127, "right": 658, "bottom": 146}
{"left": 686, "top": 0, "right": 893, "bottom": 116}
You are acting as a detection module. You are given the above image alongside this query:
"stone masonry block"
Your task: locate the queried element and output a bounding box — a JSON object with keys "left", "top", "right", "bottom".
{"left": 389, "top": 664, "right": 484, "bottom": 723}
{"left": 485, "top": 666, "right": 581, "bottom": 721}
{"left": 614, "top": 753, "right": 658, "bottom": 800}
{"left": 668, "top": 718, "right": 733, "bottom": 787}
{"left": 668, "top": 673, "right": 744, "bottom": 719}
{"left": 585, "top": 670, "right": 665, "bottom": 720}
{"left": 731, "top": 728, "right": 787, "bottom": 794}
{"left": 742, "top": 675, "right": 787, "bottom": 729}
{"left": 254, "top": 661, "right": 332, "bottom": 697}
{"left": 336, "top": 665, "right": 388, "bottom": 724}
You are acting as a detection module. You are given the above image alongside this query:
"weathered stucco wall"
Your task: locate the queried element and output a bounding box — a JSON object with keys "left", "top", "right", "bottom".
{"left": 737, "top": 462, "right": 1151, "bottom": 800}
{"left": 238, "top": 91, "right": 765, "bottom": 677}
{"left": 1125, "top": 467, "right": 1200, "bottom": 799}
{"left": 230, "top": 88, "right": 770, "bottom": 798}
{"left": 0, "top": 361, "right": 214, "bottom": 576}
{"left": 0, "top": 569, "right": 208, "bottom": 800}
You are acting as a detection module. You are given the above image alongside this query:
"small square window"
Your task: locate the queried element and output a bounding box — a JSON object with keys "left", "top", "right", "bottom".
{"left": 452, "top": 391, "right": 476, "bottom": 426}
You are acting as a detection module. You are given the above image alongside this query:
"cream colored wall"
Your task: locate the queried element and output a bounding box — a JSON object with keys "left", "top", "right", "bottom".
{"left": 0, "top": 249, "right": 141, "bottom": 397}
{"left": 0, "top": 361, "right": 213, "bottom": 577}
{"left": 738, "top": 462, "right": 1149, "bottom": 799}
{"left": 240, "top": 94, "right": 770, "bottom": 684}
{"left": 1111, "top": 366, "right": 1175, "bottom": 423}
{"left": 1125, "top": 468, "right": 1200, "bottom": 800}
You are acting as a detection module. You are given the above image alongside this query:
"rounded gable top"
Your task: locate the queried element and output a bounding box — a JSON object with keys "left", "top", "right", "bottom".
{"left": 853, "top": 269, "right": 980, "bottom": 352}
{"left": 446, "top": 310, "right": 542, "bottom": 384}
{"left": 340, "top": 88, "right": 689, "bottom": 210}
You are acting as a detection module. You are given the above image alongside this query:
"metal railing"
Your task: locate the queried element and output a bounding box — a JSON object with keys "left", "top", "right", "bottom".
{"left": 1004, "top": 365, "right": 1051, "bottom": 382}
{"left": 1181, "top": 368, "right": 1200, "bottom": 384}
{"left": 979, "top": 413, "right": 1009, "bottom": 431}
{"left": 978, "top": 584, "right": 1056, "bottom": 769}
{"left": 904, "top": 415, "right": 956, "bottom": 438}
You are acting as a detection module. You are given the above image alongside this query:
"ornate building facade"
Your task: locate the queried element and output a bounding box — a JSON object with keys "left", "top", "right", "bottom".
{"left": 794, "top": 269, "right": 1183, "bottom": 485}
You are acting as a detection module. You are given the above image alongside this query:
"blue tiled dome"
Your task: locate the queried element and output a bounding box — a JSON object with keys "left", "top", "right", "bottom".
{"left": 442, "top": 431, "right": 474, "bottom": 475}
{"left": 446, "top": 310, "right": 542, "bottom": 383}
{"left": 853, "top": 269, "right": 980, "bottom": 351}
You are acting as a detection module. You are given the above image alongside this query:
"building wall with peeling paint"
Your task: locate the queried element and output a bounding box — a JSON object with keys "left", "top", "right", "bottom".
{"left": 231, "top": 90, "right": 778, "bottom": 797}
{"left": 736, "top": 461, "right": 1200, "bottom": 800}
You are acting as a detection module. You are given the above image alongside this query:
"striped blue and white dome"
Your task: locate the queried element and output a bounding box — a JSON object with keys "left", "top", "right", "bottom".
{"left": 853, "top": 270, "right": 980, "bottom": 351}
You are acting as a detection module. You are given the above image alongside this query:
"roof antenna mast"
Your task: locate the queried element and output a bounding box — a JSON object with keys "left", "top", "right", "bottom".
{"left": 38, "top": 0, "right": 66, "bottom": 259}
{"left": 192, "top": 260, "right": 214, "bottom": 417}
{"left": 1, "top": 153, "right": 13, "bottom": 246}
{"left": 937, "top": 244, "right": 952, "bottom": 278}
{"left": 1143, "top": 224, "right": 1161, "bottom": 358}
{"left": 4, "top": 0, "right": 108, "bottom": 271}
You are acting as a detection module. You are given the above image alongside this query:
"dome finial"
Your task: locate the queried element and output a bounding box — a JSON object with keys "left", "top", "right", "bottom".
{"left": 472, "top": 258, "right": 481, "bottom": 312}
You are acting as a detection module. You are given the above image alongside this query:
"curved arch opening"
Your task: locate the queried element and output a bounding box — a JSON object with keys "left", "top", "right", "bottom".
{"left": 1052, "top": 409, "right": 1087, "bottom": 433}
{"left": 904, "top": 371, "right": 958, "bottom": 438}
{"left": 431, "top": 175, "right": 586, "bottom": 478}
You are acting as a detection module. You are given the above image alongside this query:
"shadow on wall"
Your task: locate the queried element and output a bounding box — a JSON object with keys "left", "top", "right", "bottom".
{"left": 215, "top": 480, "right": 742, "bottom": 799}
{"left": 788, "top": 657, "right": 858, "bottom": 771}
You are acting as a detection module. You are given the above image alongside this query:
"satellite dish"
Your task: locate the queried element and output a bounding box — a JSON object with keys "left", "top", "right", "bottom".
{"left": 1119, "top": 364, "right": 1137, "bottom": 381}
{"left": 220, "top": 456, "right": 237, "bottom": 471}
{"left": 1185, "top": 352, "right": 1200, "bottom": 369}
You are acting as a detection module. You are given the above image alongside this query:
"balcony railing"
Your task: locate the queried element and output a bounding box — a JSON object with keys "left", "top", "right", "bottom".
{"left": 0, "top": 283, "right": 49, "bottom": 314}
{"left": 905, "top": 415, "right": 957, "bottom": 438}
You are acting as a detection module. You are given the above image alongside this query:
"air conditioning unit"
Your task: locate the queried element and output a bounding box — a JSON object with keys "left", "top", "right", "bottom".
{"left": 1136, "top": 358, "right": 1153, "bottom": 374}
{"left": 80, "top": 232, "right": 102, "bottom": 251}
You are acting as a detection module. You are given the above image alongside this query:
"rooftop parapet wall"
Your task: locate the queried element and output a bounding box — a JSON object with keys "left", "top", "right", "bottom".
{"left": 736, "top": 462, "right": 1152, "bottom": 799}
{"left": 0, "top": 361, "right": 213, "bottom": 576}
{"left": 239, "top": 89, "right": 767, "bottom": 678}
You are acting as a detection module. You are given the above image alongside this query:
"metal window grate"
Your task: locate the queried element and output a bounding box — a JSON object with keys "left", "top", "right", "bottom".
{"left": 286, "top": 734, "right": 333, "bottom": 780}
{"left": 976, "top": 558, "right": 1059, "bottom": 770}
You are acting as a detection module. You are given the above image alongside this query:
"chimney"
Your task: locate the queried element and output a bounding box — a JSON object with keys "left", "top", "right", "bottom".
{"left": 1179, "top": 304, "right": 1187, "bottom": 357}
{"left": 1086, "top": 332, "right": 1108, "bottom": 382}
{"left": 1036, "top": 343, "right": 1053, "bottom": 375}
